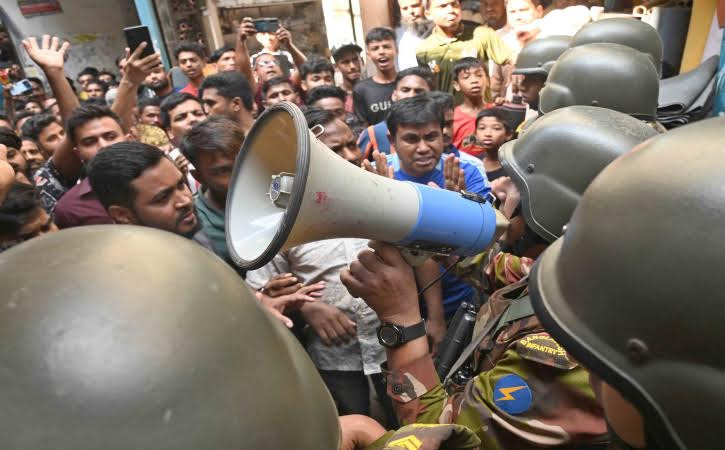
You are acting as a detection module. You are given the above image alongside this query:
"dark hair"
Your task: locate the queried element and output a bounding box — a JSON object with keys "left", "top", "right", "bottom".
{"left": 0, "top": 182, "right": 43, "bottom": 236}
{"left": 20, "top": 113, "right": 59, "bottom": 141}
{"left": 17, "top": 99, "right": 42, "bottom": 112}
{"left": 453, "top": 57, "right": 485, "bottom": 80}
{"left": 86, "top": 79, "right": 109, "bottom": 94}
{"left": 428, "top": 91, "right": 455, "bottom": 113}
{"left": 76, "top": 67, "right": 100, "bottom": 80}
{"left": 98, "top": 70, "right": 116, "bottom": 79}
{"left": 305, "top": 85, "right": 347, "bottom": 106}
{"left": 0, "top": 127, "right": 21, "bottom": 149}
{"left": 261, "top": 76, "right": 296, "bottom": 96}
{"left": 173, "top": 42, "right": 207, "bottom": 60}
{"left": 303, "top": 107, "right": 337, "bottom": 129}
{"left": 0, "top": 114, "right": 9, "bottom": 124}
{"left": 67, "top": 105, "right": 124, "bottom": 144}
{"left": 299, "top": 56, "right": 334, "bottom": 81}
{"left": 159, "top": 92, "right": 202, "bottom": 129}
{"left": 26, "top": 77, "right": 44, "bottom": 87}
{"left": 179, "top": 116, "right": 245, "bottom": 166}
{"left": 199, "top": 71, "right": 253, "bottom": 111}
{"left": 475, "top": 107, "right": 513, "bottom": 133}
{"left": 88, "top": 141, "right": 167, "bottom": 209}
{"left": 65, "top": 76, "right": 77, "bottom": 94}
{"left": 81, "top": 98, "right": 108, "bottom": 107}
{"left": 387, "top": 95, "right": 442, "bottom": 138}
{"left": 365, "top": 27, "right": 396, "bottom": 46}
{"left": 210, "top": 44, "right": 235, "bottom": 63}
{"left": 137, "top": 96, "right": 162, "bottom": 114}
{"left": 395, "top": 66, "right": 434, "bottom": 90}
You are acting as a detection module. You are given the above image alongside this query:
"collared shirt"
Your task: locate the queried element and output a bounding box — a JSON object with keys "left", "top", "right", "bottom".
{"left": 53, "top": 178, "right": 113, "bottom": 228}
{"left": 416, "top": 21, "right": 512, "bottom": 100}
{"left": 34, "top": 159, "right": 76, "bottom": 213}
{"left": 246, "top": 238, "right": 385, "bottom": 375}
{"left": 194, "top": 192, "right": 228, "bottom": 263}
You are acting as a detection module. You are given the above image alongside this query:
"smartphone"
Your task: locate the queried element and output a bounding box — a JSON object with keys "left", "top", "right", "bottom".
{"left": 252, "top": 18, "right": 279, "bottom": 34}
{"left": 10, "top": 79, "right": 32, "bottom": 97}
{"left": 124, "top": 25, "right": 155, "bottom": 58}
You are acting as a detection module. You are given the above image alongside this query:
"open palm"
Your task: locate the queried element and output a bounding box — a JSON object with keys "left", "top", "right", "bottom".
{"left": 22, "top": 35, "right": 69, "bottom": 71}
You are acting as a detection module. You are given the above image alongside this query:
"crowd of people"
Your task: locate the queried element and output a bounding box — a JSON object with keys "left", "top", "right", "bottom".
{"left": 0, "top": 0, "right": 717, "bottom": 448}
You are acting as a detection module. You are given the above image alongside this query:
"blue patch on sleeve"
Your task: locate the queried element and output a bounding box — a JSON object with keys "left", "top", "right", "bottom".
{"left": 493, "top": 374, "right": 533, "bottom": 415}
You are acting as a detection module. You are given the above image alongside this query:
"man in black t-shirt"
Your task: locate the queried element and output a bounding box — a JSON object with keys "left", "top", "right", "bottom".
{"left": 353, "top": 28, "right": 398, "bottom": 126}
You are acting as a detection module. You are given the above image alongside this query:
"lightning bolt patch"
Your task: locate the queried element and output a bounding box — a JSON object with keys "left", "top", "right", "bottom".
{"left": 493, "top": 374, "right": 533, "bottom": 415}
{"left": 496, "top": 385, "right": 526, "bottom": 401}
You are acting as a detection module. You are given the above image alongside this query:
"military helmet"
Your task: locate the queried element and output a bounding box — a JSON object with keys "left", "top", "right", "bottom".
{"left": 0, "top": 226, "right": 340, "bottom": 450}
{"left": 571, "top": 17, "right": 663, "bottom": 76}
{"left": 513, "top": 35, "right": 571, "bottom": 77}
{"left": 499, "top": 105, "right": 657, "bottom": 242}
{"left": 530, "top": 117, "right": 725, "bottom": 449}
{"left": 539, "top": 43, "right": 659, "bottom": 120}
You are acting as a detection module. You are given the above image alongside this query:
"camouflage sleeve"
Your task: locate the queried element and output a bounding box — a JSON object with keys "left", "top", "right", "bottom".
{"left": 453, "top": 249, "right": 534, "bottom": 294}
{"left": 385, "top": 334, "right": 607, "bottom": 448}
{"left": 364, "top": 423, "right": 480, "bottom": 450}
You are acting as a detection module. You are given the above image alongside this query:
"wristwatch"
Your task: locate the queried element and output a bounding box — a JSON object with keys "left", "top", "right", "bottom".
{"left": 377, "top": 320, "right": 426, "bottom": 348}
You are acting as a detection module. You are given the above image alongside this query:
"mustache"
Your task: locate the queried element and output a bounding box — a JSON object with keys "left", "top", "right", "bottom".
{"left": 175, "top": 205, "right": 196, "bottom": 227}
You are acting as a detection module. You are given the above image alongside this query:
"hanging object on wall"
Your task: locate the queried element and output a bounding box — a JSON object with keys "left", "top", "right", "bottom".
{"left": 17, "top": 0, "right": 63, "bottom": 18}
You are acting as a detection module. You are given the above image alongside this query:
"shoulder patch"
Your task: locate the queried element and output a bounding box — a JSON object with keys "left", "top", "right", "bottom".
{"left": 493, "top": 374, "right": 532, "bottom": 415}
{"left": 515, "top": 332, "right": 577, "bottom": 370}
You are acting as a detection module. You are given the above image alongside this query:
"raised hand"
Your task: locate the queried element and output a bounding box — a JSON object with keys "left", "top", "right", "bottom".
{"left": 443, "top": 154, "right": 466, "bottom": 192}
{"left": 276, "top": 25, "right": 292, "bottom": 47}
{"left": 22, "top": 35, "right": 70, "bottom": 72}
{"left": 123, "top": 42, "right": 162, "bottom": 86}
{"left": 237, "top": 17, "right": 257, "bottom": 43}
{"left": 362, "top": 150, "right": 394, "bottom": 179}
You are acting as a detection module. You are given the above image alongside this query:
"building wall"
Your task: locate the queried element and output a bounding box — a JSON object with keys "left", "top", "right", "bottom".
{"left": 2, "top": 0, "right": 139, "bottom": 80}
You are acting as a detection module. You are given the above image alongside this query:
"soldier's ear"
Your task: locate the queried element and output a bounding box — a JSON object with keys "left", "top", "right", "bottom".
{"left": 108, "top": 205, "right": 137, "bottom": 225}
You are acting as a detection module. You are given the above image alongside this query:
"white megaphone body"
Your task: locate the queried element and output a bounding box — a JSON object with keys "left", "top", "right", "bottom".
{"left": 226, "top": 102, "right": 507, "bottom": 270}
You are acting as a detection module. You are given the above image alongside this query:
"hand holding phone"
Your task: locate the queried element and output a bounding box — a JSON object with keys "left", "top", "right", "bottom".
{"left": 10, "top": 79, "right": 32, "bottom": 97}
{"left": 124, "top": 25, "right": 155, "bottom": 59}
{"left": 252, "top": 18, "right": 279, "bottom": 34}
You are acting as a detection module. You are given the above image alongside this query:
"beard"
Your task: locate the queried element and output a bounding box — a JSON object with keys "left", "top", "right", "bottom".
{"left": 402, "top": 17, "right": 433, "bottom": 38}
{"left": 146, "top": 78, "right": 170, "bottom": 92}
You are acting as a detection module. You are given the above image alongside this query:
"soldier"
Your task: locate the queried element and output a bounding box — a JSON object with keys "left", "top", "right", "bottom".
{"left": 539, "top": 43, "right": 659, "bottom": 121}
{"left": 512, "top": 35, "right": 570, "bottom": 113}
{"left": 569, "top": 17, "right": 663, "bottom": 76}
{"left": 0, "top": 226, "right": 340, "bottom": 449}
{"left": 341, "top": 106, "right": 658, "bottom": 449}
{"left": 529, "top": 117, "right": 725, "bottom": 449}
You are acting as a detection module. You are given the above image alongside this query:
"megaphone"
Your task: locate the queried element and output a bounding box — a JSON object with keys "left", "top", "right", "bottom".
{"left": 226, "top": 102, "right": 508, "bottom": 270}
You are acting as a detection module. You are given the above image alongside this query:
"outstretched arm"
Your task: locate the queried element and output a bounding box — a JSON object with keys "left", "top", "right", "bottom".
{"left": 22, "top": 35, "right": 80, "bottom": 180}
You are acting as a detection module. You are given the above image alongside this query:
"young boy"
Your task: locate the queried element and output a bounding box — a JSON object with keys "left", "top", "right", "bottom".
{"left": 452, "top": 57, "right": 493, "bottom": 150}
{"left": 469, "top": 107, "right": 513, "bottom": 181}
{"left": 353, "top": 27, "right": 398, "bottom": 126}
{"left": 299, "top": 57, "right": 335, "bottom": 95}
{"left": 262, "top": 76, "right": 300, "bottom": 108}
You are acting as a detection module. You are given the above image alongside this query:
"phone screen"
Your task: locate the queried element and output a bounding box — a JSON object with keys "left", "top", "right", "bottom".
{"left": 124, "top": 25, "right": 155, "bottom": 59}
{"left": 10, "top": 79, "right": 32, "bottom": 97}
{"left": 253, "top": 18, "right": 279, "bottom": 34}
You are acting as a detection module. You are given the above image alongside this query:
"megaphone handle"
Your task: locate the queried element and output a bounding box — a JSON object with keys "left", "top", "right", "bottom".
{"left": 399, "top": 247, "right": 436, "bottom": 267}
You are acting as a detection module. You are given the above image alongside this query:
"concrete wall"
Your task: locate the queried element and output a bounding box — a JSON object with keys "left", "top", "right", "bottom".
{"left": 2, "top": 0, "right": 139, "bottom": 81}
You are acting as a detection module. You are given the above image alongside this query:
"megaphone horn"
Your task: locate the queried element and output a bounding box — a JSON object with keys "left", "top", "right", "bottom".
{"left": 226, "top": 102, "right": 508, "bottom": 270}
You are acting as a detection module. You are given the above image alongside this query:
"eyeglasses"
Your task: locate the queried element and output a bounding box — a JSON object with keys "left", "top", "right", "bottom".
{"left": 256, "top": 59, "right": 280, "bottom": 68}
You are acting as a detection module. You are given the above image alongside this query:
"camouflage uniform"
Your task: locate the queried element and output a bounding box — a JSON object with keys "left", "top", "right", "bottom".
{"left": 381, "top": 251, "right": 608, "bottom": 449}
{"left": 367, "top": 423, "right": 481, "bottom": 450}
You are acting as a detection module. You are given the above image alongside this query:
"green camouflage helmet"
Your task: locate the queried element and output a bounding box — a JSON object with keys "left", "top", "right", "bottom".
{"left": 513, "top": 35, "right": 571, "bottom": 76}
{"left": 499, "top": 105, "right": 657, "bottom": 242}
{"left": 571, "top": 17, "right": 663, "bottom": 76}
{"left": 0, "top": 226, "right": 340, "bottom": 450}
{"left": 530, "top": 117, "right": 725, "bottom": 449}
{"left": 539, "top": 43, "right": 659, "bottom": 120}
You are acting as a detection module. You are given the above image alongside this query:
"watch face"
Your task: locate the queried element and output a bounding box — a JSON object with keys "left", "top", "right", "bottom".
{"left": 378, "top": 326, "right": 400, "bottom": 346}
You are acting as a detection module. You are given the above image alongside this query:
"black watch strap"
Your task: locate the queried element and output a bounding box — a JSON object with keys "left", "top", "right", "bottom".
{"left": 399, "top": 320, "right": 427, "bottom": 343}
